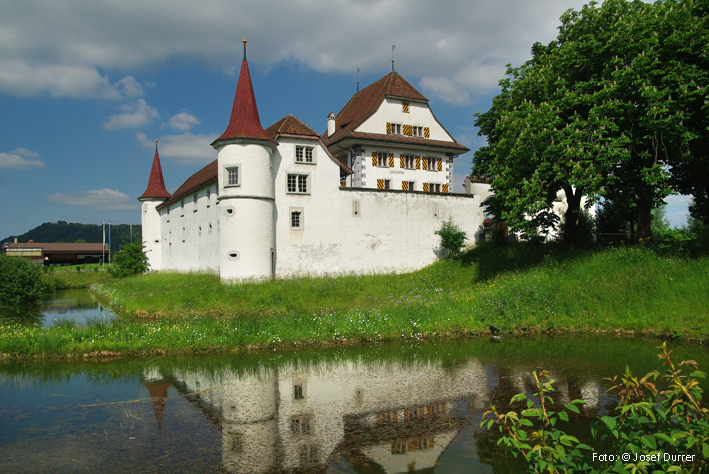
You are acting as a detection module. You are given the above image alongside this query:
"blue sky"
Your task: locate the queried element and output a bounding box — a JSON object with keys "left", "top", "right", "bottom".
{"left": 0, "top": 0, "right": 691, "bottom": 239}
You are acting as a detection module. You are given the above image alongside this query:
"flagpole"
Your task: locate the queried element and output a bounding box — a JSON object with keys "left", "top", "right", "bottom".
{"left": 102, "top": 221, "right": 105, "bottom": 269}
{"left": 108, "top": 222, "right": 111, "bottom": 267}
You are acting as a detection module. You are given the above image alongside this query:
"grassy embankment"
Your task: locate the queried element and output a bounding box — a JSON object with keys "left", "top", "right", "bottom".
{"left": 1, "top": 243, "right": 708, "bottom": 358}
{"left": 40, "top": 264, "right": 113, "bottom": 290}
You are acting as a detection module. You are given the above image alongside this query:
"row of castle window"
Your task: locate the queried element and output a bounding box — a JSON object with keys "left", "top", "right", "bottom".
{"left": 387, "top": 122, "right": 429, "bottom": 138}
{"left": 377, "top": 179, "right": 448, "bottom": 193}
{"left": 374, "top": 153, "right": 443, "bottom": 171}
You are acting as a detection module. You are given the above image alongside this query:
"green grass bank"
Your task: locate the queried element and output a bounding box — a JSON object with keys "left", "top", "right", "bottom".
{"left": 1, "top": 244, "right": 708, "bottom": 358}
{"left": 40, "top": 264, "right": 113, "bottom": 291}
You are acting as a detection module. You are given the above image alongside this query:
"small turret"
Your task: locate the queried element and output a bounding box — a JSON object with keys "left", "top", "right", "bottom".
{"left": 212, "top": 40, "right": 278, "bottom": 281}
{"left": 139, "top": 140, "right": 170, "bottom": 270}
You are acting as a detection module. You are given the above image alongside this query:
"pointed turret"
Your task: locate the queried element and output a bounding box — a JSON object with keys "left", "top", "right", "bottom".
{"left": 139, "top": 140, "right": 171, "bottom": 199}
{"left": 212, "top": 39, "right": 277, "bottom": 149}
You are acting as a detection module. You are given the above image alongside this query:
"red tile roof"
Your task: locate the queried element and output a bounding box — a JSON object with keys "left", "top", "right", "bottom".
{"left": 323, "top": 72, "right": 428, "bottom": 144}
{"left": 139, "top": 143, "right": 171, "bottom": 200}
{"left": 157, "top": 160, "right": 218, "bottom": 210}
{"left": 265, "top": 115, "right": 320, "bottom": 139}
{"left": 212, "top": 59, "right": 276, "bottom": 147}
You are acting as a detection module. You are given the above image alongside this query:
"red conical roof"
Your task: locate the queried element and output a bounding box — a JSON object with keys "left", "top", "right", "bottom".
{"left": 213, "top": 54, "right": 276, "bottom": 147}
{"left": 139, "top": 141, "right": 171, "bottom": 200}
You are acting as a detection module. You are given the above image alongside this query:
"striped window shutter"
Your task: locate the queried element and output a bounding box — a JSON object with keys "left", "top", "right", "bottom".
{"left": 442, "top": 184, "right": 449, "bottom": 193}
{"left": 424, "top": 127, "right": 430, "bottom": 138}
{"left": 423, "top": 182, "right": 429, "bottom": 192}
{"left": 437, "top": 158, "right": 442, "bottom": 171}
{"left": 422, "top": 158, "right": 428, "bottom": 170}
{"left": 415, "top": 156, "right": 421, "bottom": 169}
{"left": 388, "top": 153, "right": 394, "bottom": 168}
{"left": 399, "top": 155, "right": 405, "bottom": 168}
{"left": 386, "top": 122, "right": 392, "bottom": 134}
{"left": 372, "top": 152, "right": 377, "bottom": 167}
{"left": 403, "top": 124, "right": 412, "bottom": 136}
{"left": 377, "top": 179, "right": 384, "bottom": 189}
{"left": 402, "top": 102, "right": 409, "bottom": 112}
{"left": 402, "top": 181, "right": 408, "bottom": 191}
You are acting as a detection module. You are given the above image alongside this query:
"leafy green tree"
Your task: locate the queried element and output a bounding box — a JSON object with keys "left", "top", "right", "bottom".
{"left": 473, "top": 0, "right": 709, "bottom": 245}
{"left": 0, "top": 255, "right": 43, "bottom": 305}
{"left": 435, "top": 217, "right": 468, "bottom": 258}
{"left": 109, "top": 243, "right": 149, "bottom": 278}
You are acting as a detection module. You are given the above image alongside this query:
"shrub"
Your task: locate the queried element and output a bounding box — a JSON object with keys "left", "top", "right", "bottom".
{"left": 0, "top": 255, "right": 44, "bottom": 305}
{"left": 109, "top": 243, "right": 149, "bottom": 278}
{"left": 435, "top": 217, "right": 468, "bottom": 258}
{"left": 483, "top": 343, "right": 709, "bottom": 473}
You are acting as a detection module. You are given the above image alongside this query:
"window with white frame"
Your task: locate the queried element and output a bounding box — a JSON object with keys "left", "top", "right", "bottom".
{"left": 429, "top": 183, "right": 441, "bottom": 193}
{"left": 225, "top": 166, "right": 240, "bottom": 187}
{"left": 287, "top": 174, "right": 309, "bottom": 194}
{"left": 383, "top": 179, "right": 391, "bottom": 190}
{"left": 427, "top": 157, "right": 437, "bottom": 171}
{"left": 403, "top": 154, "right": 415, "bottom": 169}
{"left": 295, "top": 146, "right": 314, "bottom": 163}
{"left": 377, "top": 152, "right": 388, "bottom": 167}
{"left": 412, "top": 126, "right": 424, "bottom": 137}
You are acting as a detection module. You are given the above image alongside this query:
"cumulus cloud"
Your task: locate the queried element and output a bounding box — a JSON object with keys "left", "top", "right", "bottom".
{"left": 103, "top": 99, "right": 160, "bottom": 130}
{"left": 137, "top": 131, "right": 217, "bottom": 164}
{"left": 0, "top": 0, "right": 587, "bottom": 104}
{"left": 169, "top": 111, "right": 201, "bottom": 131}
{"left": 46, "top": 189, "right": 137, "bottom": 210}
{"left": 0, "top": 149, "right": 46, "bottom": 169}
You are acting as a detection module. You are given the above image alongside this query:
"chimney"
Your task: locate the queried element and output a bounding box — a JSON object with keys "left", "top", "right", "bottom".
{"left": 28, "top": 240, "right": 34, "bottom": 244}
{"left": 327, "top": 112, "right": 336, "bottom": 137}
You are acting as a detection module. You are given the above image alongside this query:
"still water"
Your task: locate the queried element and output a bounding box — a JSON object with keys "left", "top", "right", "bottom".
{"left": 1, "top": 292, "right": 708, "bottom": 473}
{"left": 2, "top": 335, "right": 708, "bottom": 473}
{"left": 0, "top": 289, "right": 116, "bottom": 327}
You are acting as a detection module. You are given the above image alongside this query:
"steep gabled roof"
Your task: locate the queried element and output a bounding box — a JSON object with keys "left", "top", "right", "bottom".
{"left": 157, "top": 160, "right": 218, "bottom": 210}
{"left": 323, "top": 72, "right": 428, "bottom": 144}
{"left": 212, "top": 55, "right": 277, "bottom": 148}
{"left": 267, "top": 115, "right": 353, "bottom": 175}
{"left": 266, "top": 115, "right": 320, "bottom": 139}
{"left": 139, "top": 143, "right": 171, "bottom": 200}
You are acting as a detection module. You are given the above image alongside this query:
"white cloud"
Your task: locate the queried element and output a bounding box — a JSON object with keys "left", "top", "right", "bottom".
{"left": 0, "top": 150, "right": 46, "bottom": 169}
{"left": 0, "top": 0, "right": 587, "bottom": 104}
{"left": 116, "top": 76, "right": 145, "bottom": 99}
{"left": 138, "top": 131, "right": 218, "bottom": 164}
{"left": 103, "top": 99, "right": 161, "bottom": 130}
{"left": 46, "top": 189, "right": 137, "bottom": 210}
{"left": 169, "top": 111, "right": 201, "bottom": 131}
{"left": 10, "top": 148, "right": 43, "bottom": 158}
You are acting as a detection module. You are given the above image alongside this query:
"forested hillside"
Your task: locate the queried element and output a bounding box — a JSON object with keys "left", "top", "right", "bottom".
{"left": 2, "top": 221, "right": 141, "bottom": 253}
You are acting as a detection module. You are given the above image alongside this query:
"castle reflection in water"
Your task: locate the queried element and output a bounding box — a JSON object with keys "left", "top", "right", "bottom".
{"left": 141, "top": 355, "right": 610, "bottom": 474}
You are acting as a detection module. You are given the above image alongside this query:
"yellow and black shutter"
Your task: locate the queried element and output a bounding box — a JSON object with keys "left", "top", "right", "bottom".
{"left": 386, "top": 122, "right": 392, "bottom": 134}
{"left": 388, "top": 153, "right": 394, "bottom": 168}
{"left": 424, "top": 127, "right": 430, "bottom": 138}
{"left": 415, "top": 156, "right": 421, "bottom": 169}
{"left": 377, "top": 179, "right": 384, "bottom": 189}
{"left": 372, "top": 152, "right": 378, "bottom": 167}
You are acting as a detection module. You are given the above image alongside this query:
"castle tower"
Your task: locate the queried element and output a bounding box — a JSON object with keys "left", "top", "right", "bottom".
{"left": 138, "top": 140, "right": 170, "bottom": 271}
{"left": 211, "top": 40, "right": 278, "bottom": 281}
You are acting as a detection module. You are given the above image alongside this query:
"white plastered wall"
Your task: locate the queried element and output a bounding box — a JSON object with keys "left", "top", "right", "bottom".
{"left": 273, "top": 137, "right": 485, "bottom": 277}
{"left": 159, "top": 183, "right": 220, "bottom": 272}
{"left": 357, "top": 98, "right": 455, "bottom": 142}
{"left": 140, "top": 198, "right": 166, "bottom": 271}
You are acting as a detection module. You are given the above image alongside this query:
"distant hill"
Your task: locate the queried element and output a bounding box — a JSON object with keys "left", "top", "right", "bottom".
{"left": 2, "top": 221, "right": 141, "bottom": 253}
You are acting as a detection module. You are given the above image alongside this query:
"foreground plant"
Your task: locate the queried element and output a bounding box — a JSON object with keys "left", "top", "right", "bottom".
{"left": 483, "top": 343, "right": 709, "bottom": 473}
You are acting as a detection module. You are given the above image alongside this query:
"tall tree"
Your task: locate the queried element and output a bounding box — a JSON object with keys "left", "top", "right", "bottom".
{"left": 473, "top": 0, "right": 708, "bottom": 245}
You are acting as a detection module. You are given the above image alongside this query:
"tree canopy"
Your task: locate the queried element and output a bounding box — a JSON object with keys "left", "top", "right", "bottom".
{"left": 473, "top": 0, "right": 709, "bottom": 244}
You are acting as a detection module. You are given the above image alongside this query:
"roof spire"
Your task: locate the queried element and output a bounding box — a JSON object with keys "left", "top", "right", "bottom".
{"left": 391, "top": 44, "right": 395, "bottom": 72}
{"left": 356, "top": 67, "right": 360, "bottom": 92}
{"left": 212, "top": 41, "right": 277, "bottom": 148}
{"left": 139, "top": 139, "right": 171, "bottom": 200}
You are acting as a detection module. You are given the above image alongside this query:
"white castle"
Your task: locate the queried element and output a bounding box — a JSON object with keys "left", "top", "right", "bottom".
{"left": 139, "top": 42, "right": 491, "bottom": 280}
